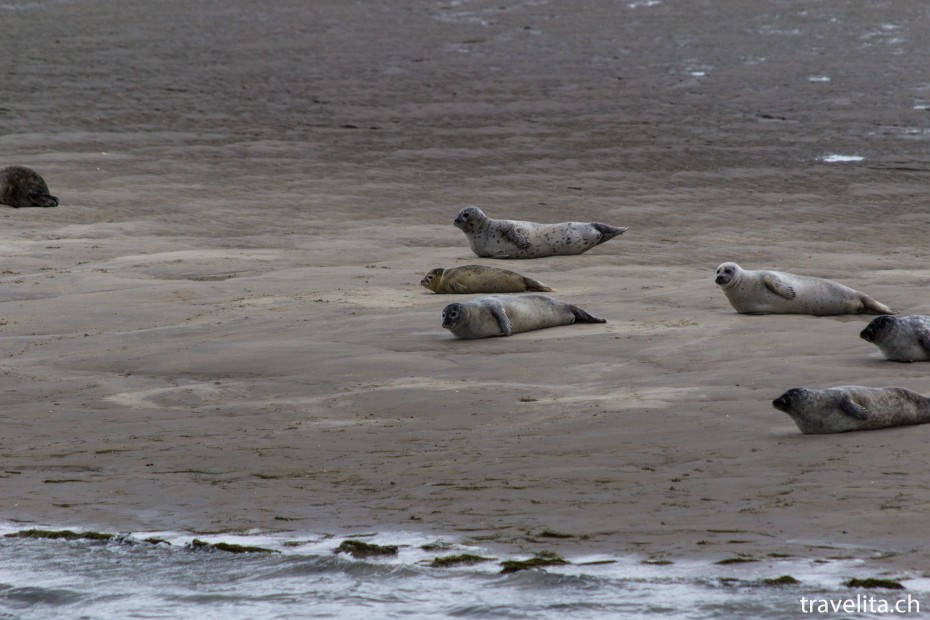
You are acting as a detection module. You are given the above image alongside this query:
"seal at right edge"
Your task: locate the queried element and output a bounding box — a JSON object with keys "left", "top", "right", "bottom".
{"left": 772, "top": 386, "right": 930, "bottom": 434}
{"left": 860, "top": 315, "right": 930, "bottom": 362}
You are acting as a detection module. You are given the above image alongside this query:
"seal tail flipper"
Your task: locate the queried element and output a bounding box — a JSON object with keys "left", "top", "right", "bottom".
{"left": 591, "top": 223, "right": 628, "bottom": 245}
{"left": 860, "top": 295, "right": 896, "bottom": 315}
{"left": 569, "top": 305, "right": 607, "bottom": 324}
{"left": 522, "top": 276, "right": 554, "bottom": 292}
{"left": 28, "top": 192, "right": 58, "bottom": 208}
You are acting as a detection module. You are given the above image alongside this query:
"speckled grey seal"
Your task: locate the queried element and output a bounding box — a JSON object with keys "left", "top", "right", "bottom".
{"left": 714, "top": 262, "right": 894, "bottom": 315}
{"left": 453, "top": 206, "right": 627, "bottom": 259}
{"left": 772, "top": 386, "right": 930, "bottom": 434}
{"left": 421, "top": 265, "right": 554, "bottom": 294}
{"left": 0, "top": 166, "right": 58, "bottom": 208}
{"left": 860, "top": 315, "right": 930, "bottom": 362}
{"left": 441, "top": 294, "right": 605, "bottom": 339}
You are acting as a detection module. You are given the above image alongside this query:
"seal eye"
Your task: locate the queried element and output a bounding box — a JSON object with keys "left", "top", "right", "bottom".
{"left": 450, "top": 311, "right": 458, "bottom": 319}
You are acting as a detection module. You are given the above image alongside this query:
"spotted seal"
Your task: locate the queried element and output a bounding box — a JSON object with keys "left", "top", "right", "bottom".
{"left": 453, "top": 206, "right": 627, "bottom": 259}
{"left": 441, "top": 294, "right": 605, "bottom": 339}
{"left": 421, "top": 265, "right": 554, "bottom": 294}
{"left": 860, "top": 315, "right": 930, "bottom": 362}
{"left": 0, "top": 166, "right": 58, "bottom": 208}
{"left": 714, "top": 262, "right": 894, "bottom": 315}
{"left": 772, "top": 386, "right": 930, "bottom": 434}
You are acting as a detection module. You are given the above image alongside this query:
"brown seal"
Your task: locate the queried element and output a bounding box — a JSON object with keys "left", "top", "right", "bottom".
{"left": 421, "top": 265, "right": 554, "bottom": 294}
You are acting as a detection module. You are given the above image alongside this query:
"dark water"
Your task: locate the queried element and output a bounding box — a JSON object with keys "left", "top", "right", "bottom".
{"left": 0, "top": 528, "right": 924, "bottom": 619}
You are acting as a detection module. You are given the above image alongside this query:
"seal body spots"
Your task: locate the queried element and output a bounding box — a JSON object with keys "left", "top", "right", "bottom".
{"left": 713, "top": 262, "right": 894, "bottom": 315}
{"left": 441, "top": 294, "right": 606, "bottom": 339}
{"left": 421, "top": 265, "right": 554, "bottom": 294}
{"left": 772, "top": 386, "right": 930, "bottom": 434}
{"left": 453, "top": 206, "right": 627, "bottom": 259}
{"left": 0, "top": 166, "right": 58, "bottom": 208}
{"left": 860, "top": 315, "right": 930, "bottom": 362}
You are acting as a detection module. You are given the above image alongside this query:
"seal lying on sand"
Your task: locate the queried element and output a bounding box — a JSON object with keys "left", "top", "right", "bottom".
{"left": 453, "top": 206, "right": 627, "bottom": 259}
{"left": 441, "top": 294, "right": 605, "bottom": 339}
{"left": 772, "top": 386, "right": 930, "bottom": 434}
{"left": 0, "top": 166, "right": 58, "bottom": 208}
{"left": 860, "top": 315, "right": 930, "bottom": 362}
{"left": 714, "top": 262, "right": 894, "bottom": 315}
{"left": 421, "top": 265, "right": 554, "bottom": 294}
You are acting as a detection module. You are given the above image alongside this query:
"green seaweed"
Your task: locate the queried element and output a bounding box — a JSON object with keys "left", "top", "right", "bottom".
{"left": 500, "top": 551, "right": 568, "bottom": 574}
{"left": 764, "top": 575, "right": 801, "bottom": 586}
{"left": 188, "top": 539, "right": 277, "bottom": 554}
{"left": 715, "top": 557, "right": 758, "bottom": 565}
{"left": 334, "top": 539, "right": 398, "bottom": 558}
{"left": 430, "top": 554, "right": 494, "bottom": 568}
{"left": 845, "top": 578, "right": 905, "bottom": 590}
{"left": 4, "top": 529, "right": 113, "bottom": 541}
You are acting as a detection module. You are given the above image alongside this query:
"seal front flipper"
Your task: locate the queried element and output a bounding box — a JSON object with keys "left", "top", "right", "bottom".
{"left": 838, "top": 396, "right": 869, "bottom": 420}
{"left": 918, "top": 330, "right": 930, "bottom": 355}
{"left": 501, "top": 224, "right": 531, "bottom": 250}
{"left": 762, "top": 274, "right": 796, "bottom": 300}
{"left": 27, "top": 191, "right": 58, "bottom": 208}
{"left": 489, "top": 301, "right": 513, "bottom": 336}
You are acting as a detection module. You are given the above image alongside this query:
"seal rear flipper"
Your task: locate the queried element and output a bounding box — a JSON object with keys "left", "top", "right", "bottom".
{"left": 569, "top": 305, "right": 606, "bottom": 324}
{"left": 522, "top": 276, "right": 554, "bottom": 292}
{"left": 490, "top": 303, "right": 513, "bottom": 336}
{"left": 27, "top": 192, "right": 58, "bottom": 208}
{"left": 838, "top": 397, "right": 869, "bottom": 420}
{"left": 860, "top": 295, "right": 896, "bottom": 315}
{"left": 762, "top": 274, "right": 796, "bottom": 300}
{"left": 501, "top": 224, "right": 531, "bottom": 250}
{"left": 591, "top": 223, "right": 628, "bottom": 244}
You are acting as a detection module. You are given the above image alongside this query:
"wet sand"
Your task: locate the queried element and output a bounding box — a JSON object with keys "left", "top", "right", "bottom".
{"left": 2, "top": 0, "right": 930, "bottom": 570}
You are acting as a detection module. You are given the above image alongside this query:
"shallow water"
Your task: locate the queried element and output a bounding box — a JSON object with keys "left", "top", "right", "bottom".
{"left": 0, "top": 526, "right": 924, "bottom": 619}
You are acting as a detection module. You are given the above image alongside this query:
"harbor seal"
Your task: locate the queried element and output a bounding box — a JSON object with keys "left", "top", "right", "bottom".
{"left": 860, "top": 315, "right": 930, "bottom": 362}
{"left": 772, "top": 385, "right": 930, "bottom": 434}
{"left": 441, "top": 294, "right": 605, "bottom": 339}
{"left": 421, "top": 265, "right": 554, "bottom": 294}
{"left": 713, "top": 262, "right": 894, "bottom": 315}
{"left": 453, "top": 206, "right": 627, "bottom": 259}
{"left": 0, "top": 166, "right": 58, "bottom": 208}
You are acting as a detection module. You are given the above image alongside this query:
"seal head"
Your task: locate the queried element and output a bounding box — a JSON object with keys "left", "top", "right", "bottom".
{"left": 860, "top": 316, "right": 893, "bottom": 343}
{"left": 441, "top": 302, "right": 465, "bottom": 330}
{"left": 453, "top": 206, "right": 486, "bottom": 233}
{"left": 714, "top": 262, "right": 740, "bottom": 288}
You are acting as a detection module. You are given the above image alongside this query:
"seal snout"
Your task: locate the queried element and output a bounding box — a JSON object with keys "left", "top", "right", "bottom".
{"left": 772, "top": 394, "right": 790, "bottom": 411}
{"left": 860, "top": 316, "right": 891, "bottom": 342}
